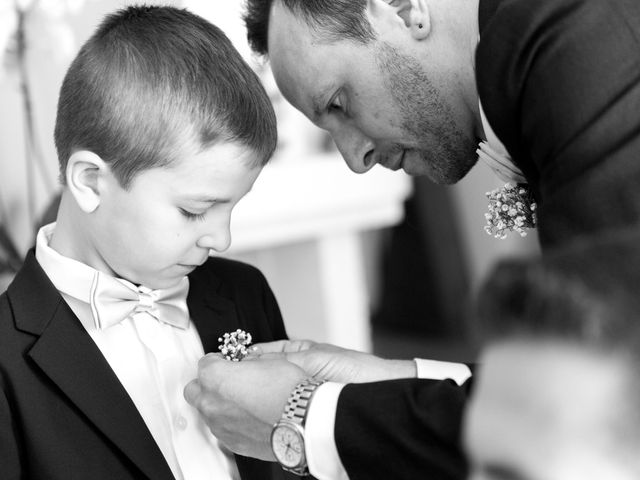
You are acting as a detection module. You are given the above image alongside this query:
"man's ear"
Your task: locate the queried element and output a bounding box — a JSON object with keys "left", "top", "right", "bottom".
{"left": 66, "top": 150, "right": 107, "bottom": 213}
{"left": 368, "top": 0, "right": 431, "bottom": 40}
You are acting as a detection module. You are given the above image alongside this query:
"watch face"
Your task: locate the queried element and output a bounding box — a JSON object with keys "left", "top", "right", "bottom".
{"left": 271, "top": 424, "right": 304, "bottom": 468}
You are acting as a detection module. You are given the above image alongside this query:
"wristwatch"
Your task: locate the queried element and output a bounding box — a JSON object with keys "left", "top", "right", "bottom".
{"left": 271, "top": 378, "right": 326, "bottom": 476}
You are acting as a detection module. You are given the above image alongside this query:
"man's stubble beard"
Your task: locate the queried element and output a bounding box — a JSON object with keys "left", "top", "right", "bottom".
{"left": 377, "top": 42, "right": 477, "bottom": 183}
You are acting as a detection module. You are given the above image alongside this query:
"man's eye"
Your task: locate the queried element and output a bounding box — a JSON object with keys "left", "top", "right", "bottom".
{"left": 179, "top": 208, "right": 207, "bottom": 221}
{"left": 329, "top": 95, "right": 343, "bottom": 112}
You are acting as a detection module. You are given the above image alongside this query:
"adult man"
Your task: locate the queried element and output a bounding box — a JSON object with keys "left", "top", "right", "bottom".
{"left": 467, "top": 229, "right": 640, "bottom": 480}
{"left": 184, "top": 0, "right": 640, "bottom": 478}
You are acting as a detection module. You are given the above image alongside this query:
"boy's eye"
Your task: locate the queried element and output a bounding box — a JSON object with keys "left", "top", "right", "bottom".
{"left": 179, "top": 208, "right": 207, "bottom": 221}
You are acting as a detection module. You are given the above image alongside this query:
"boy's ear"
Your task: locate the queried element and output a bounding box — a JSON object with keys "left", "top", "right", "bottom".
{"left": 368, "top": 0, "right": 431, "bottom": 40}
{"left": 66, "top": 150, "right": 107, "bottom": 213}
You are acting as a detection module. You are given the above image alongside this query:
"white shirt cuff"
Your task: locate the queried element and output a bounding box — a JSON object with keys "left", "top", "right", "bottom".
{"left": 414, "top": 358, "right": 472, "bottom": 386}
{"left": 305, "top": 382, "right": 349, "bottom": 480}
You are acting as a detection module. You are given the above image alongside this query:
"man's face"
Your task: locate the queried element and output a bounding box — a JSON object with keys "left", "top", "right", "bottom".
{"left": 268, "top": 2, "right": 478, "bottom": 183}
{"left": 465, "top": 341, "right": 638, "bottom": 480}
{"left": 88, "top": 143, "right": 261, "bottom": 289}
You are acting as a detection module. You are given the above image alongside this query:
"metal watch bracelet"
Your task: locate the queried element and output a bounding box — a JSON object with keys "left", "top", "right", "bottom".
{"left": 273, "top": 378, "right": 326, "bottom": 476}
{"left": 283, "top": 378, "right": 327, "bottom": 424}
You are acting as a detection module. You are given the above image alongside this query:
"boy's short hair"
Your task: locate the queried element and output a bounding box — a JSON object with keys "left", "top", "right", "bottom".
{"left": 55, "top": 5, "right": 277, "bottom": 189}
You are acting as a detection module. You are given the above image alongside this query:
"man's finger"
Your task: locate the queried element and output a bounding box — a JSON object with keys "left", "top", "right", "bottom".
{"left": 252, "top": 339, "right": 315, "bottom": 355}
{"left": 250, "top": 340, "right": 290, "bottom": 355}
{"left": 282, "top": 351, "right": 314, "bottom": 372}
{"left": 254, "top": 352, "right": 287, "bottom": 361}
{"left": 197, "top": 352, "right": 224, "bottom": 369}
{"left": 183, "top": 379, "right": 202, "bottom": 405}
{"left": 256, "top": 351, "right": 315, "bottom": 376}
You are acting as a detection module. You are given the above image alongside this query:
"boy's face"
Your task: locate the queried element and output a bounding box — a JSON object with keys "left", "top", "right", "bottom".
{"left": 89, "top": 143, "right": 261, "bottom": 289}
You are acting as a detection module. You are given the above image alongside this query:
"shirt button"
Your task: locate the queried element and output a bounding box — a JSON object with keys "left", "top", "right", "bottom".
{"left": 175, "top": 415, "right": 188, "bottom": 431}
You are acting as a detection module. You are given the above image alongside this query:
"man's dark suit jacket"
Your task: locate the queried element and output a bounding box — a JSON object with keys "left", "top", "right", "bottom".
{"left": 333, "top": 0, "right": 640, "bottom": 478}
{"left": 0, "top": 251, "right": 295, "bottom": 480}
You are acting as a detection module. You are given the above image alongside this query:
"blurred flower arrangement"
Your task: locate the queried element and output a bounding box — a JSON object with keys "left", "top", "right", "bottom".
{"left": 0, "top": 0, "right": 87, "bottom": 277}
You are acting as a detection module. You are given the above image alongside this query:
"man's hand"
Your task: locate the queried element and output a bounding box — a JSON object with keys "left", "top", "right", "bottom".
{"left": 253, "top": 340, "right": 417, "bottom": 383}
{"left": 184, "top": 354, "right": 306, "bottom": 460}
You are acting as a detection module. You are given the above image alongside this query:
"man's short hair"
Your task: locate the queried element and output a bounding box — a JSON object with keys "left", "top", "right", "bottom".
{"left": 244, "top": 0, "right": 376, "bottom": 56}
{"left": 477, "top": 228, "right": 640, "bottom": 355}
{"left": 55, "top": 5, "right": 277, "bottom": 189}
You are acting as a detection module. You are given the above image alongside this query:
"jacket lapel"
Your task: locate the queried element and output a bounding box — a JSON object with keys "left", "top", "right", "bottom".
{"left": 10, "top": 252, "right": 175, "bottom": 480}
{"left": 187, "top": 263, "right": 286, "bottom": 480}
{"left": 187, "top": 264, "right": 241, "bottom": 354}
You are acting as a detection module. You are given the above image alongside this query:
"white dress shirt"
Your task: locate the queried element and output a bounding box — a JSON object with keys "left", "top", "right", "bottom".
{"left": 35, "top": 223, "right": 239, "bottom": 480}
{"left": 476, "top": 100, "right": 526, "bottom": 184}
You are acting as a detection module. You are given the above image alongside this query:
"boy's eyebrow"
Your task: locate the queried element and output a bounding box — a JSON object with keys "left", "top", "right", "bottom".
{"left": 184, "top": 186, "right": 254, "bottom": 204}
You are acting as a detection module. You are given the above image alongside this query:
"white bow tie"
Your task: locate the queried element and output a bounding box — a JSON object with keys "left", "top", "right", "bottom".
{"left": 89, "top": 273, "right": 189, "bottom": 330}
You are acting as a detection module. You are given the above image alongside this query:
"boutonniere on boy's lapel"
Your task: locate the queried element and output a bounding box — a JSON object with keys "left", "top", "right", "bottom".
{"left": 218, "top": 329, "right": 253, "bottom": 361}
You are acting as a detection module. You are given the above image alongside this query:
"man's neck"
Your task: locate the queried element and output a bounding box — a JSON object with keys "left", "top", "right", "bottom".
{"left": 442, "top": 0, "right": 483, "bottom": 139}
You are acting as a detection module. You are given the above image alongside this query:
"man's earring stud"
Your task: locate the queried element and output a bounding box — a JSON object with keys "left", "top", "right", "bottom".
{"left": 418, "top": 23, "right": 423, "bottom": 29}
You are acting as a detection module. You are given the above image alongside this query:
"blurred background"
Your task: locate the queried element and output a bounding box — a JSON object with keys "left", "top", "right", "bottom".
{"left": 0, "top": 0, "right": 539, "bottom": 364}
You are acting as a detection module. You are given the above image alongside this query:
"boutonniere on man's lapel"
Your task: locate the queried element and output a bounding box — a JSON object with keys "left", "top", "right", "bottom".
{"left": 483, "top": 181, "right": 537, "bottom": 239}
{"left": 477, "top": 103, "right": 537, "bottom": 239}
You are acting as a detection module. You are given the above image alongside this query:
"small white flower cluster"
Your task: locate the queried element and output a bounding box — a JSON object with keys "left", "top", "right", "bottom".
{"left": 218, "top": 329, "right": 253, "bottom": 362}
{"left": 484, "top": 183, "right": 537, "bottom": 239}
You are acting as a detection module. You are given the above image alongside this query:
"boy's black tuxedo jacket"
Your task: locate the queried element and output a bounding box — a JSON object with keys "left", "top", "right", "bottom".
{"left": 334, "top": 0, "right": 640, "bottom": 479}
{"left": 0, "top": 250, "right": 296, "bottom": 480}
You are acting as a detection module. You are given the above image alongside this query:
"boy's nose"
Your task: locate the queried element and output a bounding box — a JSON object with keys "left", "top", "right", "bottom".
{"left": 196, "top": 228, "right": 231, "bottom": 253}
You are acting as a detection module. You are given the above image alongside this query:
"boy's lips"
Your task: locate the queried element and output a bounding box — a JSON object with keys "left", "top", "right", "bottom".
{"left": 180, "top": 255, "right": 210, "bottom": 269}
{"left": 178, "top": 261, "right": 204, "bottom": 269}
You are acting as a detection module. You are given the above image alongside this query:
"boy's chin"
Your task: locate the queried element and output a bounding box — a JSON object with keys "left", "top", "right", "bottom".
{"left": 153, "top": 266, "right": 196, "bottom": 288}
{"left": 122, "top": 263, "right": 197, "bottom": 290}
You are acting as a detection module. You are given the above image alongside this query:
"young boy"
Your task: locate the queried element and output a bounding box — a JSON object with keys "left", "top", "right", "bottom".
{"left": 0, "top": 6, "right": 295, "bottom": 480}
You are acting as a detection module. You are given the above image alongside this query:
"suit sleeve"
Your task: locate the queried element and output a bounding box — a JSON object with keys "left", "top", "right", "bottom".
{"left": 477, "top": 0, "right": 640, "bottom": 248}
{"left": 334, "top": 378, "right": 469, "bottom": 480}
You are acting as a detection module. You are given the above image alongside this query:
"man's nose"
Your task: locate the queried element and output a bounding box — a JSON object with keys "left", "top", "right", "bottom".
{"left": 331, "top": 127, "right": 377, "bottom": 174}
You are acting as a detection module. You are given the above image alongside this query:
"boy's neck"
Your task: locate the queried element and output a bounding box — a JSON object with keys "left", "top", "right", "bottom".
{"left": 49, "top": 191, "right": 118, "bottom": 280}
